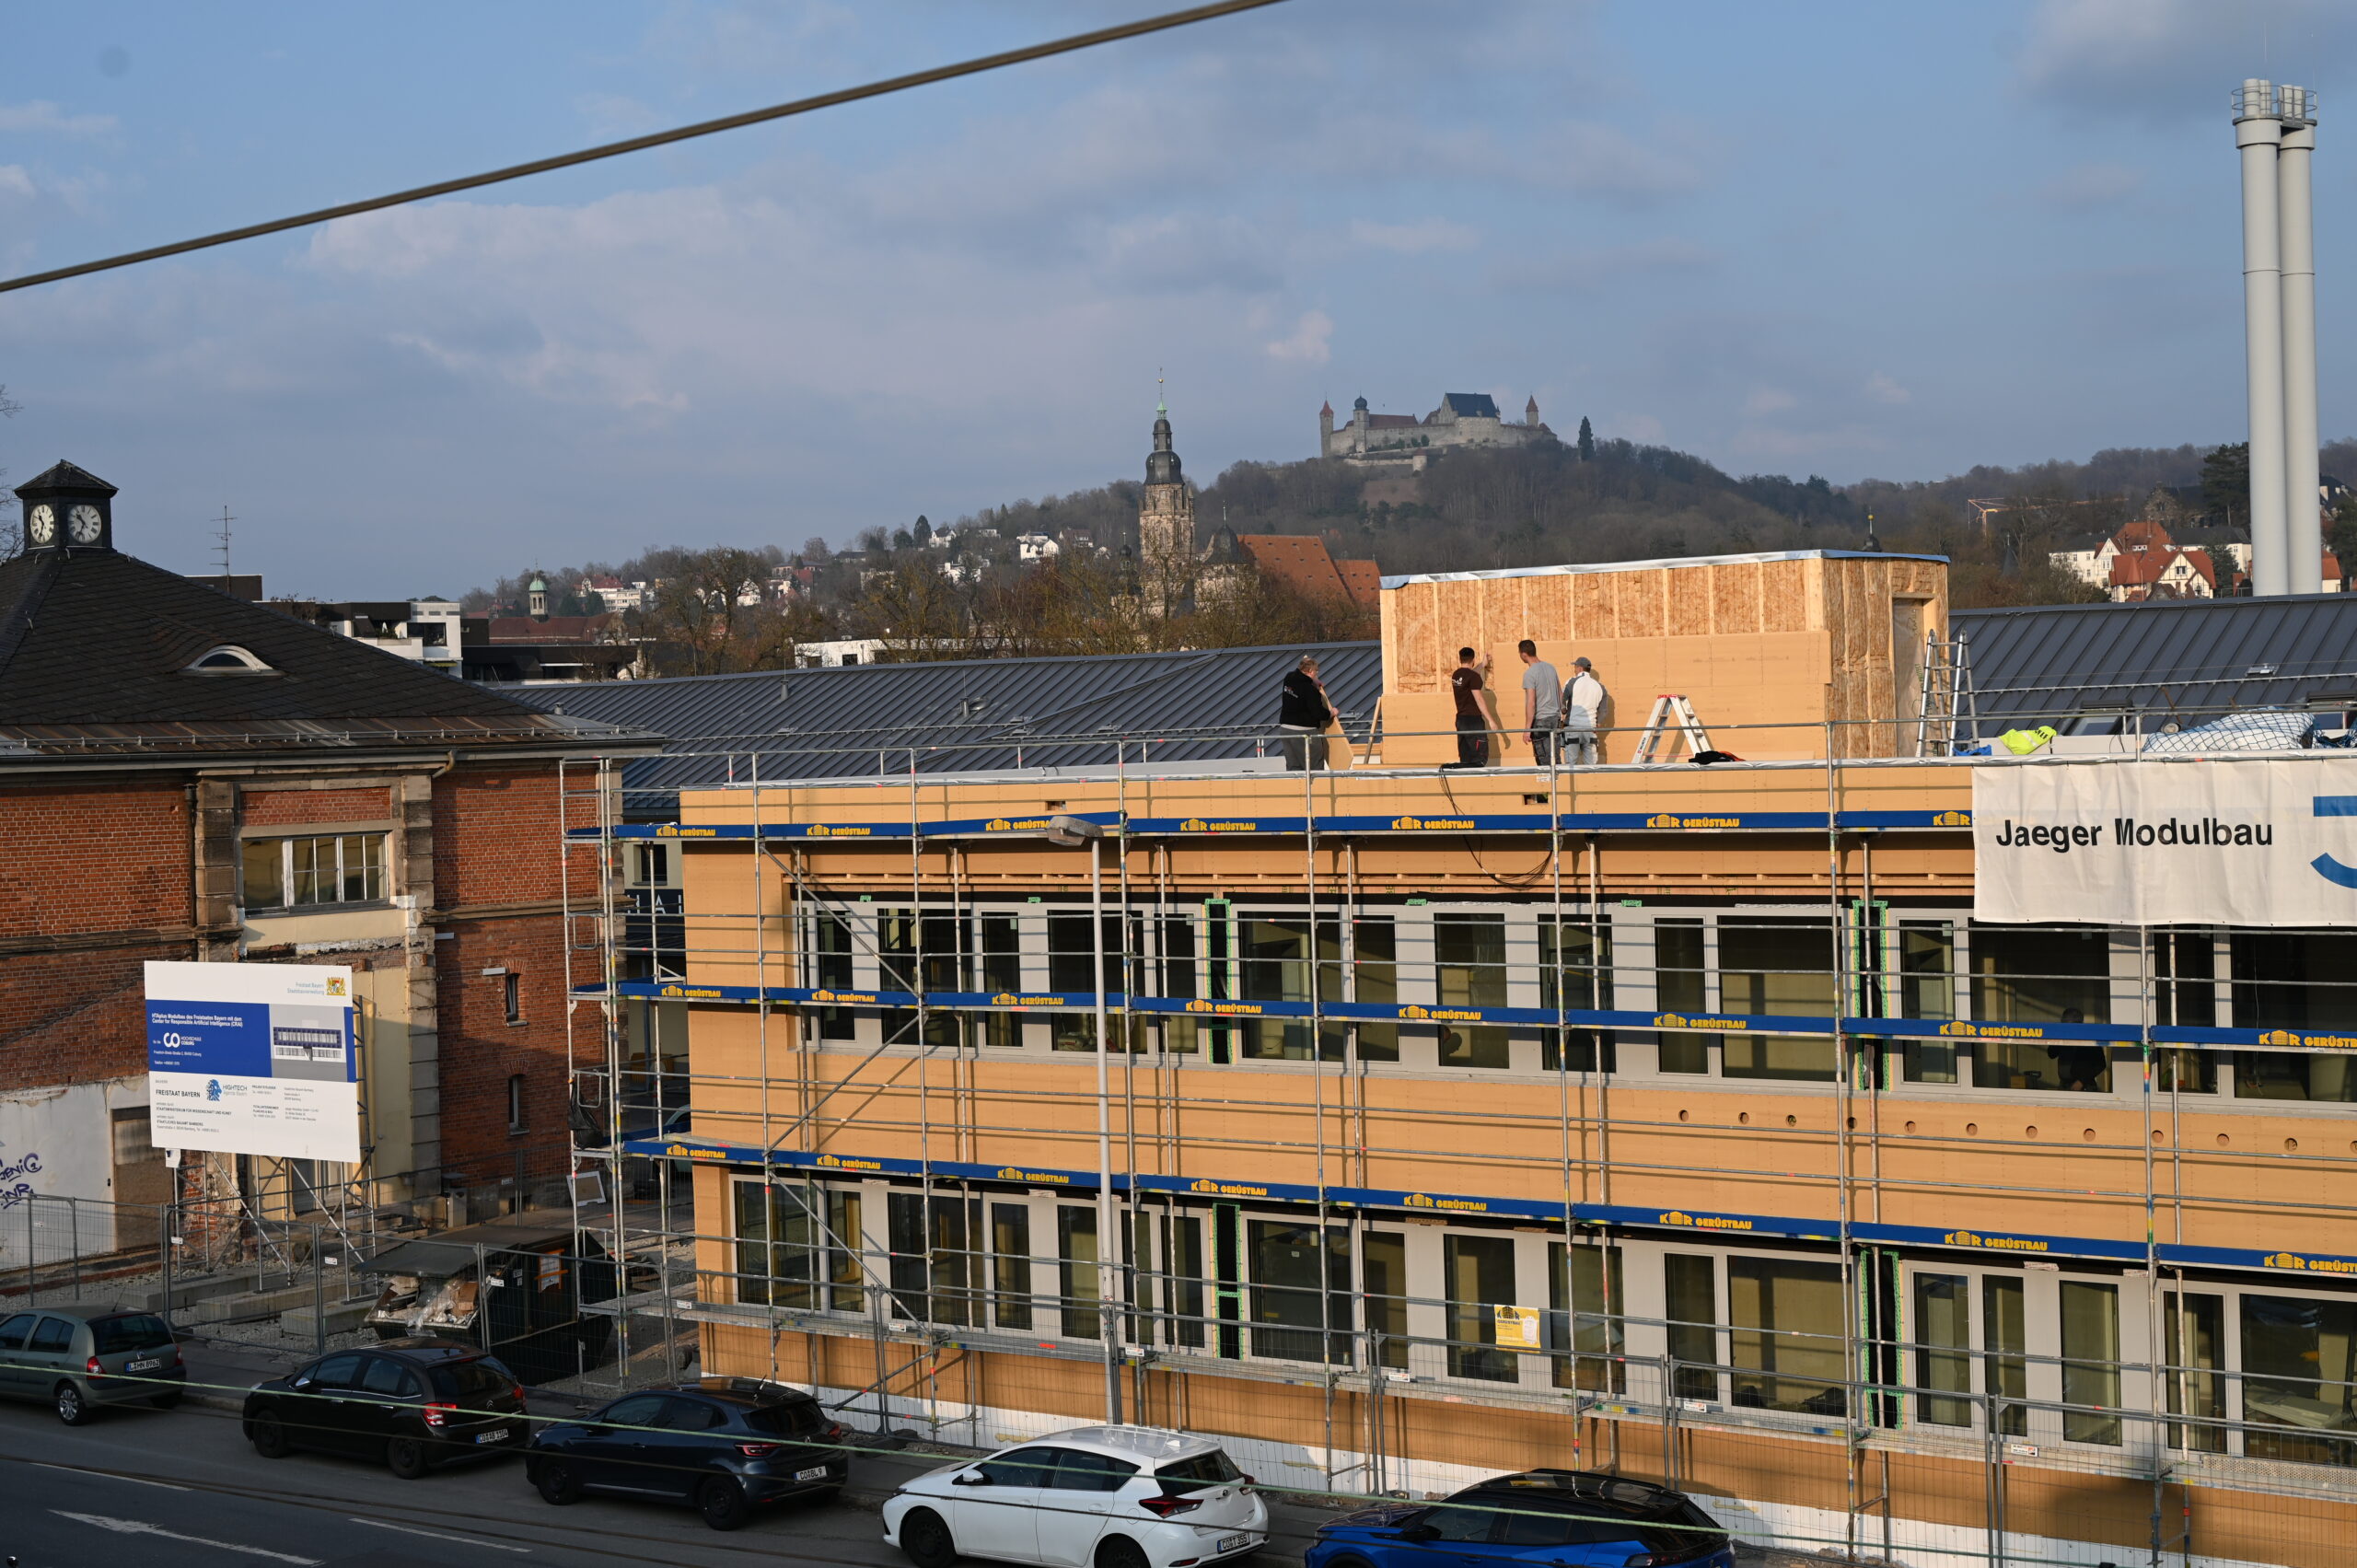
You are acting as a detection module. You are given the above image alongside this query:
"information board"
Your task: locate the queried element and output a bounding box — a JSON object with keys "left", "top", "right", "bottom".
{"left": 145, "top": 961, "right": 361, "bottom": 1163}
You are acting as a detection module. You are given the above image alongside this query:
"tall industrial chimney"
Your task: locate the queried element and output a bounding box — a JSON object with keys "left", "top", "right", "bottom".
{"left": 2236, "top": 79, "right": 2290, "bottom": 596}
{"left": 2280, "top": 86, "right": 2324, "bottom": 595}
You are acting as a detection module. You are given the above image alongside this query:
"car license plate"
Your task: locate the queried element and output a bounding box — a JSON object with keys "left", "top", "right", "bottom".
{"left": 126, "top": 1358, "right": 162, "bottom": 1373}
{"left": 475, "top": 1429, "right": 512, "bottom": 1444}
{"left": 796, "top": 1465, "right": 830, "bottom": 1481}
{"left": 1218, "top": 1536, "right": 1248, "bottom": 1553}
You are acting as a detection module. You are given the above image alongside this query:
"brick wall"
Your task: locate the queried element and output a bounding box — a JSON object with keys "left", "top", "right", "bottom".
{"left": 431, "top": 763, "right": 588, "bottom": 1189}
{"left": 0, "top": 779, "right": 192, "bottom": 940}
{"left": 239, "top": 784, "right": 392, "bottom": 826}
{"left": 0, "top": 780, "right": 193, "bottom": 1092}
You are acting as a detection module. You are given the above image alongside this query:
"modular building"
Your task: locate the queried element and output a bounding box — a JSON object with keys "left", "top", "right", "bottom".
{"left": 558, "top": 551, "right": 2357, "bottom": 1568}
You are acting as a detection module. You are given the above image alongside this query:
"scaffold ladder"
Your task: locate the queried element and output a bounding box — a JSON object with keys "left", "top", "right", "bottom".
{"left": 1631, "top": 693, "right": 1713, "bottom": 762}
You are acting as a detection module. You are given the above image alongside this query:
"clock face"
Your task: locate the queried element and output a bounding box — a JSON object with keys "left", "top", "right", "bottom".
{"left": 26, "top": 505, "right": 53, "bottom": 545}
{"left": 67, "top": 504, "right": 102, "bottom": 544}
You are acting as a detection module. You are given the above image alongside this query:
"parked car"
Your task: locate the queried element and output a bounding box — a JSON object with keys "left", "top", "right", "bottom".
{"left": 1306, "top": 1469, "right": 1733, "bottom": 1568}
{"left": 242, "top": 1336, "right": 528, "bottom": 1478}
{"left": 0, "top": 1303, "right": 185, "bottom": 1425}
{"left": 884, "top": 1426, "right": 1267, "bottom": 1568}
{"left": 525, "top": 1376, "right": 851, "bottom": 1531}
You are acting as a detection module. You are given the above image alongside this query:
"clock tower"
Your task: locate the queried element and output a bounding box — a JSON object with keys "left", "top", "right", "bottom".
{"left": 14, "top": 459, "right": 119, "bottom": 553}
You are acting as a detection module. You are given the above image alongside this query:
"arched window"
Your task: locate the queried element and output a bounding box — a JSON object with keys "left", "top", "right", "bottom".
{"left": 185, "top": 645, "right": 273, "bottom": 674}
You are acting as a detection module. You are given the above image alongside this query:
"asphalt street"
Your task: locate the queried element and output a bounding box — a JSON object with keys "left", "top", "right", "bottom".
{"left": 0, "top": 1395, "right": 928, "bottom": 1568}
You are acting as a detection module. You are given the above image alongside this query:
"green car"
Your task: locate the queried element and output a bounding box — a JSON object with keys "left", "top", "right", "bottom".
{"left": 0, "top": 1303, "right": 187, "bottom": 1424}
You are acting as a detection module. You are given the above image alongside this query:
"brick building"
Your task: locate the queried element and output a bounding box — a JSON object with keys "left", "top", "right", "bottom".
{"left": 0, "top": 461, "right": 650, "bottom": 1246}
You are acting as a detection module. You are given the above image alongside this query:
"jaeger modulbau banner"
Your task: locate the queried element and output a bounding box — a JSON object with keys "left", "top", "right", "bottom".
{"left": 1974, "top": 757, "right": 2357, "bottom": 926}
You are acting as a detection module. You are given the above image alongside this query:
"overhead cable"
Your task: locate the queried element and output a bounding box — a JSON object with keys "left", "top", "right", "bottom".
{"left": 0, "top": 0, "right": 1288, "bottom": 296}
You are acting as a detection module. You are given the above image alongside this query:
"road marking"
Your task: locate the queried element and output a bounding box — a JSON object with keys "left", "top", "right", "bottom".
{"left": 33, "top": 1460, "right": 191, "bottom": 1491}
{"left": 351, "top": 1516, "right": 532, "bottom": 1552}
{"left": 51, "top": 1511, "right": 322, "bottom": 1564}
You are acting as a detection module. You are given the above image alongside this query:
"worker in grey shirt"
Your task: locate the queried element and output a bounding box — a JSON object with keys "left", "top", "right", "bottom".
{"left": 1517, "top": 639, "right": 1562, "bottom": 765}
{"left": 1562, "top": 656, "right": 1608, "bottom": 765}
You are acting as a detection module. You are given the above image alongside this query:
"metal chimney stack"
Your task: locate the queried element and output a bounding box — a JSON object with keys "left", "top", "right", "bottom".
{"left": 2234, "top": 80, "right": 2324, "bottom": 597}
{"left": 2236, "top": 80, "right": 2291, "bottom": 596}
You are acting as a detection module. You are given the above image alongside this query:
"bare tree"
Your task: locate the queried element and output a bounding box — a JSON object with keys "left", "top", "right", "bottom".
{"left": 0, "top": 384, "right": 21, "bottom": 561}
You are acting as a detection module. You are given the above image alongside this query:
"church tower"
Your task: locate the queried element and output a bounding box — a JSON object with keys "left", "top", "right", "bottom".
{"left": 1137, "top": 398, "right": 1197, "bottom": 618}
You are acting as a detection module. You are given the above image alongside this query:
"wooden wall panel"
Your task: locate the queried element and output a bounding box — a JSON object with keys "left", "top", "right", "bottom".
{"left": 1709, "top": 561, "right": 1761, "bottom": 635}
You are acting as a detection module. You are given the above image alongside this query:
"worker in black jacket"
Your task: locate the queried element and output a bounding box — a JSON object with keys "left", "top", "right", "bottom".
{"left": 1278, "top": 655, "right": 1335, "bottom": 770}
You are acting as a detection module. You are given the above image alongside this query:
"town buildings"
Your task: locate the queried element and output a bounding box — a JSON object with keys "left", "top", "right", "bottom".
{"left": 1320, "top": 390, "right": 1552, "bottom": 461}
{"left": 558, "top": 546, "right": 2357, "bottom": 1568}
{"left": 0, "top": 461, "right": 651, "bottom": 1252}
{"left": 1140, "top": 404, "right": 1377, "bottom": 617}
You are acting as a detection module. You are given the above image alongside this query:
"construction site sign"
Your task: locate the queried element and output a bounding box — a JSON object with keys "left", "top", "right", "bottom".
{"left": 144, "top": 961, "right": 361, "bottom": 1163}
{"left": 1973, "top": 757, "right": 2357, "bottom": 926}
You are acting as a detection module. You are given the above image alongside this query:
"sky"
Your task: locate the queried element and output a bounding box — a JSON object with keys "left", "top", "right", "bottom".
{"left": 5, "top": 0, "right": 2357, "bottom": 596}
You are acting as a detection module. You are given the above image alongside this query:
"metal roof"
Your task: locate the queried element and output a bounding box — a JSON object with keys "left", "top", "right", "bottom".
{"left": 511, "top": 642, "right": 1381, "bottom": 801}
{"left": 1954, "top": 592, "right": 2357, "bottom": 731}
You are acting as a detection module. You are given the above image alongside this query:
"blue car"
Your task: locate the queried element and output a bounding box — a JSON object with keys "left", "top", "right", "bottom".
{"left": 1306, "top": 1469, "right": 1734, "bottom": 1568}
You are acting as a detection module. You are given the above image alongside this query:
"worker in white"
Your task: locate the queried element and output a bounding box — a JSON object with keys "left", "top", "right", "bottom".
{"left": 1562, "top": 656, "right": 1608, "bottom": 765}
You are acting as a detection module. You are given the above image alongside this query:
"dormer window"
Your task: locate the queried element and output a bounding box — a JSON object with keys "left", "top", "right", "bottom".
{"left": 186, "top": 645, "right": 274, "bottom": 675}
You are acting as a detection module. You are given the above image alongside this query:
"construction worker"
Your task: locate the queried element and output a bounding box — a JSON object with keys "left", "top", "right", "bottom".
{"left": 1518, "top": 639, "right": 1562, "bottom": 765}
{"left": 1562, "top": 656, "right": 1608, "bottom": 765}
{"left": 1449, "top": 646, "right": 1506, "bottom": 767}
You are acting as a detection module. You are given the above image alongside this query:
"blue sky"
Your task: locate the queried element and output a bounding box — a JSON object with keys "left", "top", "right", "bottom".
{"left": 4, "top": 0, "right": 2355, "bottom": 595}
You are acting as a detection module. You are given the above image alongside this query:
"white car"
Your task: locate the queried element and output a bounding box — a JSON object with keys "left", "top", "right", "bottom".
{"left": 884, "top": 1425, "right": 1269, "bottom": 1568}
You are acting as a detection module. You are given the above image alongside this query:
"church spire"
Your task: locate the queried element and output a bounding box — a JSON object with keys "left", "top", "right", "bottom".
{"left": 1146, "top": 387, "right": 1183, "bottom": 487}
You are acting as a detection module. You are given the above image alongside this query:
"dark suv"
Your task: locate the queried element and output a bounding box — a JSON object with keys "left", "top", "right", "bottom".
{"left": 243, "top": 1336, "right": 528, "bottom": 1478}
{"left": 525, "top": 1377, "right": 850, "bottom": 1530}
{"left": 1307, "top": 1469, "right": 1734, "bottom": 1568}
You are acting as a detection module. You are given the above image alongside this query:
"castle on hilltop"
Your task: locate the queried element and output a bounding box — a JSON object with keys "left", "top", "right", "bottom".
{"left": 1318, "top": 391, "right": 1552, "bottom": 461}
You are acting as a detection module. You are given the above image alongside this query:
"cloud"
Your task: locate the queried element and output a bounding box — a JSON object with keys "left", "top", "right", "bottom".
{"left": 0, "top": 100, "right": 117, "bottom": 135}
{"left": 1488, "top": 238, "right": 1715, "bottom": 292}
{"left": 1265, "top": 310, "right": 1334, "bottom": 365}
{"left": 1743, "top": 387, "right": 1798, "bottom": 417}
{"left": 0, "top": 166, "right": 34, "bottom": 203}
{"left": 1529, "top": 121, "right": 1709, "bottom": 201}
{"left": 1348, "top": 217, "right": 1478, "bottom": 255}
{"left": 2032, "top": 161, "right": 2143, "bottom": 209}
{"left": 1865, "top": 372, "right": 1911, "bottom": 406}
{"left": 1611, "top": 413, "right": 1667, "bottom": 444}
{"left": 2012, "top": 0, "right": 2357, "bottom": 115}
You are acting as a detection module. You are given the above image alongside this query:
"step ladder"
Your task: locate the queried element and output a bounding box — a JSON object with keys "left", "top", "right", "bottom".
{"left": 1632, "top": 694, "right": 1713, "bottom": 763}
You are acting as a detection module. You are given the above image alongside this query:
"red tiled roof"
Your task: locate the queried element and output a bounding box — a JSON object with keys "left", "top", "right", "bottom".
{"left": 1335, "top": 558, "right": 1382, "bottom": 609}
{"left": 1364, "top": 412, "right": 1419, "bottom": 429}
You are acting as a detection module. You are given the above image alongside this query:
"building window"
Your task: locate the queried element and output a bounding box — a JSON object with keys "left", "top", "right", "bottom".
{"left": 1898, "top": 923, "right": 1957, "bottom": 1082}
{"left": 1912, "top": 1272, "right": 1971, "bottom": 1426}
{"left": 2241, "top": 1292, "right": 2357, "bottom": 1466}
{"left": 1655, "top": 920, "right": 1711, "bottom": 1074}
{"left": 1538, "top": 917, "right": 1611, "bottom": 1072}
{"left": 1058, "top": 1208, "right": 1101, "bottom": 1340}
{"left": 1665, "top": 1252, "right": 1719, "bottom": 1401}
{"left": 1434, "top": 914, "right": 1508, "bottom": 1069}
{"left": 1969, "top": 925, "right": 2112, "bottom": 1091}
{"left": 2230, "top": 933, "right": 2357, "bottom": 1100}
{"left": 1728, "top": 1257, "right": 1846, "bottom": 1413}
{"left": 1984, "top": 1274, "right": 2027, "bottom": 1435}
{"left": 735, "top": 1181, "right": 862, "bottom": 1310}
{"left": 806, "top": 912, "right": 854, "bottom": 1040}
{"left": 1549, "top": 1241, "right": 1622, "bottom": 1392}
{"left": 1363, "top": 1229, "right": 1407, "bottom": 1369}
{"left": 239, "top": 833, "right": 385, "bottom": 910}
{"left": 1443, "top": 1232, "right": 1517, "bottom": 1381}
{"left": 2165, "top": 1290, "right": 2226, "bottom": 1453}
{"left": 991, "top": 1202, "right": 1034, "bottom": 1331}
{"left": 2059, "top": 1280, "right": 2122, "bottom": 1445}
{"left": 1247, "top": 1220, "right": 1350, "bottom": 1364}
{"left": 888, "top": 1192, "right": 980, "bottom": 1328}
{"left": 503, "top": 972, "right": 522, "bottom": 1024}
{"left": 506, "top": 1074, "right": 527, "bottom": 1132}
{"left": 1047, "top": 912, "right": 1124, "bottom": 995}
{"left": 1718, "top": 918, "right": 1838, "bottom": 1083}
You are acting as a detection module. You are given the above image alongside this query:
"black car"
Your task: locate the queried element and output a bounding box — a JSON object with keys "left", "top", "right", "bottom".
{"left": 243, "top": 1336, "right": 529, "bottom": 1479}
{"left": 525, "top": 1377, "right": 851, "bottom": 1531}
{"left": 1308, "top": 1469, "right": 1734, "bottom": 1568}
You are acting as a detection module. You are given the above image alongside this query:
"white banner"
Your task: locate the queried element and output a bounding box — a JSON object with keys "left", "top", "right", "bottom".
{"left": 145, "top": 962, "right": 361, "bottom": 1163}
{"left": 1974, "top": 758, "right": 2357, "bottom": 926}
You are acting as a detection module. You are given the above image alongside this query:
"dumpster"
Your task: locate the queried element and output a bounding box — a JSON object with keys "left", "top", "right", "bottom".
{"left": 361, "top": 1211, "right": 616, "bottom": 1385}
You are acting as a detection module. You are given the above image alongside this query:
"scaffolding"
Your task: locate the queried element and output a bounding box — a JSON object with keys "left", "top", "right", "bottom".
{"left": 557, "top": 709, "right": 2357, "bottom": 1568}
